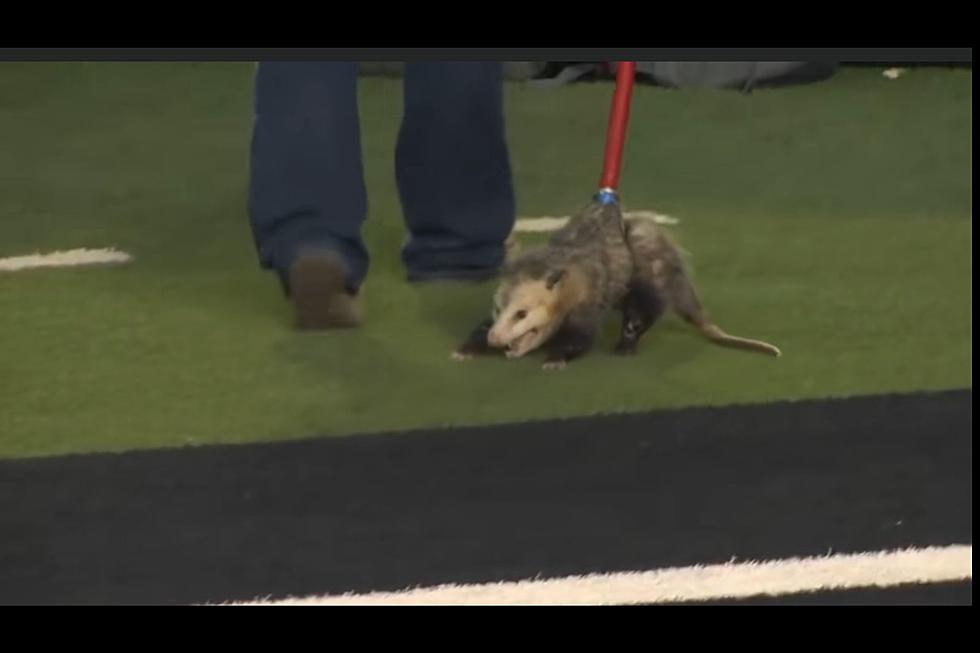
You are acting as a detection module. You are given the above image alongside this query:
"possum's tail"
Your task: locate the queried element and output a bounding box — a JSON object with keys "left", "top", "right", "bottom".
{"left": 667, "top": 268, "right": 782, "bottom": 358}
{"left": 693, "top": 322, "right": 782, "bottom": 357}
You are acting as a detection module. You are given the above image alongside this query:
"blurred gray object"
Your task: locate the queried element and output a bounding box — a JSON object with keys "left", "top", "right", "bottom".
{"left": 358, "top": 62, "right": 547, "bottom": 81}
{"left": 636, "top": 61, "right": 838, "bottom": 90}
{"left": 358, "top": 61, "right": 838, "bottom": 91}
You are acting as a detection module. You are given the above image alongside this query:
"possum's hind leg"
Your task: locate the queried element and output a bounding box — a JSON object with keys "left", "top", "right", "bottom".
{"left": 615, "top": 281, "right": 666, "bottom": 355}
{"left": 451, "top": 318, "right": 494, "bottom": 361}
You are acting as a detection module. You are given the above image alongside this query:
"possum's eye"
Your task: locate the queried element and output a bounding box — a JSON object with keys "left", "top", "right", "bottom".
{"left": 514, "top": 310, "right": 527, "bottom": 321}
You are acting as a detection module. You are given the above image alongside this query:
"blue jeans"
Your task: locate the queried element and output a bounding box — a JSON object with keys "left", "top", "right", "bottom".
{"left": 247, "top": 62, "right": 516, "bottom": 292}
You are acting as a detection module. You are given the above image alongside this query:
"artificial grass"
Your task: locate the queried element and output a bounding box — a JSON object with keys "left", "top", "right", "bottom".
{"left": 0, "top": 63, "right": 971, "bottom": 459}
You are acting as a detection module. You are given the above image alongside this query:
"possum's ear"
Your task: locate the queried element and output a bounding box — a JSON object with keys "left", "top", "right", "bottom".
{"left": 545, "top": 269, "right": 566, "bottom": 290}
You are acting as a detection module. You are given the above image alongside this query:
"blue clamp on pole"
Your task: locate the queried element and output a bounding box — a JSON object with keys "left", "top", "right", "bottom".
{"left": 595, "top": 188, "right": 619, "bottom": 205}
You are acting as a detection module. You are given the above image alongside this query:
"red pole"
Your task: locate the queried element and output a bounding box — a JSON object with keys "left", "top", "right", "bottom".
{"left": 598, "top": 61, "right": 637, "bottom": 192}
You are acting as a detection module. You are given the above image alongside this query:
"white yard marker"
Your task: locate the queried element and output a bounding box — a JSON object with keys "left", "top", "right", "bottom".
{"left": 0, "top": 248, "right": 132, "bottom": 272}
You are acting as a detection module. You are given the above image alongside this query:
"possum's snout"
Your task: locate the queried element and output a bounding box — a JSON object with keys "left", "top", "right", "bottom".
{"left": 503, "top": 328, "right": 540, "bottom": 358}
{"left": 488, "top": 318, "right": 546, "bottom": 359}
{"left": 486, "top": 328, "right": 506, "bottom": 349}
{"left": 488, "top": 325, "right": 538, "bottom": 354}
{"left": 487, "top": 311, "right": 530, "bottom": 349}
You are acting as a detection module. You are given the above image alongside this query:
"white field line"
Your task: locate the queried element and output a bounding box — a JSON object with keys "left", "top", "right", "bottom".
{"left": 231, "top": 544, "right": 972, "bottom": 606}
{"left": 514, "top": 209, "right": 679, "bottom": 233}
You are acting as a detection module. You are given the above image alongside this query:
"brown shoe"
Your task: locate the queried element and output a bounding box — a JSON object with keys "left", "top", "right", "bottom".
{"left": 287, "top": 250, "right": 362, "bottom": 330}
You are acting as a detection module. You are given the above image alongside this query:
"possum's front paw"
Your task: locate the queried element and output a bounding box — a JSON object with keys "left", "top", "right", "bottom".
{"left": 614, "top": 340, "right": 638, "bottom": 355}
{"left": 450, "top": 350, "right": 474, "bottom": 362}
{"left": 542, "top": 360, "right": 567, "bottom": 371}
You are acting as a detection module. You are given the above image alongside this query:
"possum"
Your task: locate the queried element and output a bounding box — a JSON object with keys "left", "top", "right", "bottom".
{"left": 451, "top": 213, "right": 781, "bottom": 369}
{"left": 614, "top": 217, "right": 781, "bottom": 358}
{"left": 451, "top": 200, "right": 634, "bottom": 370}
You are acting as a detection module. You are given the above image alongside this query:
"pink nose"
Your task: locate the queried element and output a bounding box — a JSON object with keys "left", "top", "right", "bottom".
{"left": 487, "top": 328, "right": 504, "bottom": 348}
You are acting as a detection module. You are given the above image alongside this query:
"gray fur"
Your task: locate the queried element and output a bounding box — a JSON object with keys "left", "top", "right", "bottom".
{"left": 503, "top": 201, "right": 634, "bottom": 327}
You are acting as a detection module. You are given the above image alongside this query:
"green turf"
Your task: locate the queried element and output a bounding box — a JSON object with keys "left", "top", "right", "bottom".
{"left": 0, "top": 63, "right": 971, "bottom": 459}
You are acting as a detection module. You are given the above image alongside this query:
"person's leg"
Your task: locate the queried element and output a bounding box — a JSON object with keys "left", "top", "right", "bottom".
{"left": 247, "top": 62, "right": 366, "bottom": 327}
{"left": 396, "top": 62, "right": 515, "bottom": 282}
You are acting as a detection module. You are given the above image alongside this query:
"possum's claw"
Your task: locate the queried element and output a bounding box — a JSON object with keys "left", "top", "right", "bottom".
{"left": 542, "top": 360, "right": 567, "bottom": 371}
{"left": 450, "top": 351, "right": 473, "bottom": 362}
